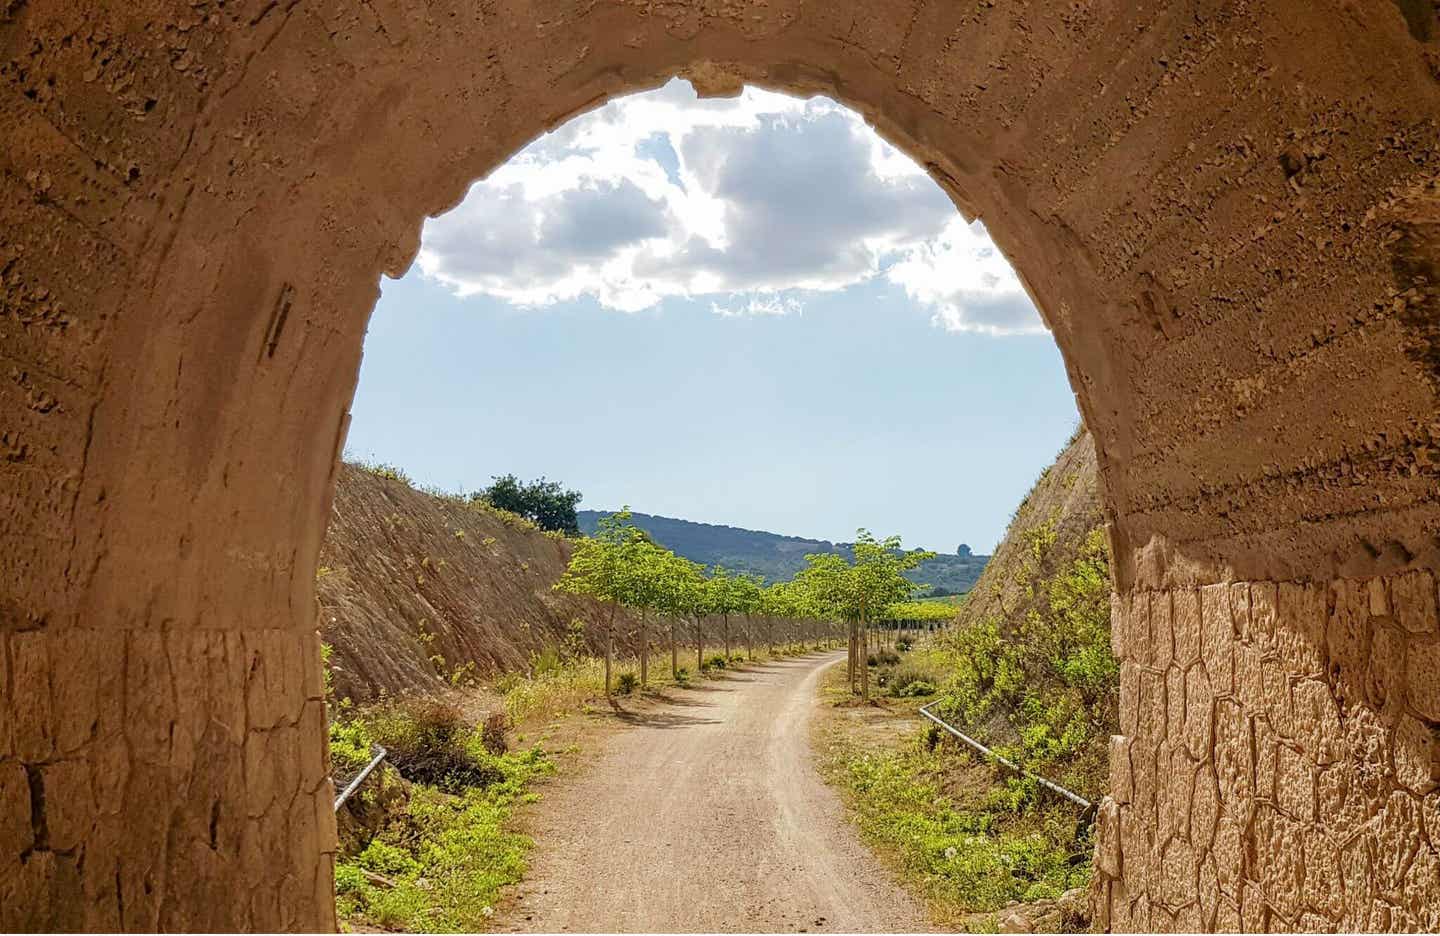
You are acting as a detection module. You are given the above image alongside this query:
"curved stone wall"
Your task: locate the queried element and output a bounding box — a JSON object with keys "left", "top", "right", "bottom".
{"left": 2, "top": 0, "right": 1438, "bottom": 929}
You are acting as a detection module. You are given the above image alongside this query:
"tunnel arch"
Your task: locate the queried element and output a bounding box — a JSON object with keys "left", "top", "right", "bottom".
{"left": 3, "top": 0, "right": 1440, "bottom": 930}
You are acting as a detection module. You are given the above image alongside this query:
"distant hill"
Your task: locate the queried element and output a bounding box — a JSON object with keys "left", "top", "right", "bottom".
{"left": 576, "top": 510, "right": 988, "bottom": 595}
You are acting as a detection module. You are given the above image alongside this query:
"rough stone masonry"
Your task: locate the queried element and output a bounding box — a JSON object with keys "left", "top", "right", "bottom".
{"left": 2, "top": 0, "right": 1439, "bottom": 930}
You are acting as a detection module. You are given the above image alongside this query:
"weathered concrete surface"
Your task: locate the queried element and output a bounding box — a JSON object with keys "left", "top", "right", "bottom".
{"left": 1092, "top": 572, "right": 1440, "bottom": 931}
{"left": 2, "top": 0, "right": 1439, "bottom": 931}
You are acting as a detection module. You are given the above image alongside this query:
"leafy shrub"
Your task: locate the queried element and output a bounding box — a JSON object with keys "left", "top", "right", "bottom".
{"left": 884, "top": 662, "right": 939, "bottom": 697}
{"left": 706, "top": 655, "right": 728, "bottom": 670}
{"left": 480, "top": 712, "right": 508, "bottom": 756}
{"left": 329, "top": 717, "right": 374, "bottom": 774}
{"left": 615, "top": 672, "right": 639, "bottom": 695}
{"left": 365, "top": 699, "right": 503, "bottom": 793}
{"left": 896, "top": 637, "right": 913, "bottom": 652}
{"left": 868, "top": 650, "right": 901, "bottom": 667}
{"left": 674, "top": 667, "right": 691, "bottom": 688}
{"left": 729, "top": 653, "right": 745, "bottom": 665}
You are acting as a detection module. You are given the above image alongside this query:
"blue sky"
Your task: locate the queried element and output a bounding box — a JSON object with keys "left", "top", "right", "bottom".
{"left": 346, "top": 81, "right": 1079, "bottom": 554}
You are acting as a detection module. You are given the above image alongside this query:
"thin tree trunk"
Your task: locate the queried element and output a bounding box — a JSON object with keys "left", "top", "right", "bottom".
{"left": 670, "top": 617, "right": 678, "bottom": 679}
{"left": 861, "top": 623, "right": 870, "bottom": 701}
{"left": 605, "top": 605, "right": 615, "bottom": 696}
{"left": 724, "top": 613, "right": 731, "bottom": 660}
{"left": 845, "top": 621, "right": 852, "bottom": 686}
{"left": 640, "top": 608, "right": 648, "bottom": 687}
{"left": 746, "top": 614, "right": 754, "bottom": 661}
{"left": 696, "top": 614, "right": 704, "bottom": 673}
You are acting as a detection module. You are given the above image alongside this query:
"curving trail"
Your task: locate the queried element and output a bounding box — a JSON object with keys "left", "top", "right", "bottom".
{"left": 505, "top": 651, "right": 931, "bottom": 933}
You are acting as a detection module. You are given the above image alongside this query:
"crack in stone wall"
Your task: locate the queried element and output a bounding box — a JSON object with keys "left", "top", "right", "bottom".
{"left": 0, "top": 627, "right": 336, "bottom": 931}
{"left": 1093, "top": 570, "right": 1440, "bottom": 931}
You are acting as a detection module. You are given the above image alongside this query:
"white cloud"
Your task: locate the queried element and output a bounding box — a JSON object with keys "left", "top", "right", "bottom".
{"left": 886, "top": 217, "right": 1046, "bottom": 335}
{"left": 414, "top": 79, "right": 1044, "bottom": 335}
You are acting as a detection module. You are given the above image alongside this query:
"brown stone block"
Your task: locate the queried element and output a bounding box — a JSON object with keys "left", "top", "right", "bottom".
{"left": 1250, "top": 583, "right": 1279, "bottom": 654}
{"left": 0, "top": 636, "right": 10, "bottom": 758}
{"left": 1132, "top": 738, "right": 1159, "bottom": 825}
{"left": 1192, "top": 766, "right": 1220, "bottom": 850}
{"left": 1139, "top": 669, "right": 1167, "bottom": 749}
{"left": 316, "top": 777, "right": 338, "bottom": 855}
{"left": 41, "top": 758, "right": 95, "bottom": 852}
{"left": 1317, "top": 764, "right": 1367, "bottom": 844}
{"left": 1153, "top": 591, "right": 1175, "bottom": 670}
{"left": 49, "top": 629, "right": 125, "bottom": 756}
{"left": 1111, "top": 735, "right": 1134, "bottom": 804}
{"left": 1327, "top": 579, "right": 1372, "bottom": 704}
{"left": 1213, "top": 808, "right": 1244, "bottom": 895}
{"left": 1301, "top": 827, "right": 1343, "bottom": 921}
{"left": 1275, "top": 743, "right": 1317, "bottom": 822}
{"left": 1338, "top": 835, "right": 1374, "bottom": 929}
{"left": 1391, "top": 570, "right": 1438, "bottom": 635}
{"left": 125, "top": 631, "right": 178, "bottom": 764}
{"left": 1344, "top": 702, "right": 1395, "bottom": 799}
{"left": 1253, "top": 807, "right": 1304, "bottom": 922}
{"left": 1175, "top": 588, "right": 1202, "bottom": 666}
{"left": 299, "top": 699, "right": 329, "bottom": 794}
{"left": 1235, "top": 643, "right": 1265, "bottom": 713}
{"left": 1254, "top": 718, "right": 1279, "bottom": 801}
{"left": 1214, "top": 699, "right": 1254, "bottom": 808}
{"left": 1261, "top": 656, "right": 1296, "bottom": 740}
{"left": 1277, "top": 582, "right": 1327, "bottom": 674}
{"left": 12, "top": 631, "right": 53, "bottom": 762}
{"left": 1120, "top": 661, "right": 1140, "bottom": 737}
{"left": 1292, "top": 678, "right": 1344, "bottom": 765}
{"left": 1160, "top": 837, "right": 1199, "bottom": 907}
{"left": 1395, "top": 713, "right": 1440, "bottom": 794}
{"left": 1198, "top": 858, "right": 1221, "bottom": 931}
{"left": 1131, "top": 591, "right": 1152, "bottom": 667}
{"left": 1201, "top": 583, "right": 1236, "bottom": 696}
{"left": 1230, "top": 584, "right": 1252, "bottom": 646}
{"left": 1406, "top": 636, "right": 1440, "bottom": 721}
{"left": 1402, "top": 845, "right": 1440, "bottom": 930}
{"left": 1112, "top": 591, "right": 1128, "bottom": 661}
{"left": 1098, "top": 797, "right": 1123, "bottom": 877}
{"left": 1369, "top": 624, "right": 1408, "bottom": 714}
{"left": 1215, "top": 897, "right": 1242, "bottom": 932}
{"left": 1375, "top": 790, "right": 1422, "bottom": 901}
{"left": 0, "top": 760, "right": 33, "bottom": 858}
{"left": 1164, "top": 746, "right": 1197, "bottom": 842}
{"left": 1370, "top": 578, "right": 1392, "bottom": 618}
{"left": 301, "top": 627, "right": 326, "bottom": 702}
{"left": 1185, "top": 665, "right": 1216, "bottom": 761}
{"left": 1167, "top": 666, "right": 1188, "bottom": 750}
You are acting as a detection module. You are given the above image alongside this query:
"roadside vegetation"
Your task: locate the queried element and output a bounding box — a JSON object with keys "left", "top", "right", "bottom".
{"left": 814, "top": 429, "right": 1111, "bottom": 930}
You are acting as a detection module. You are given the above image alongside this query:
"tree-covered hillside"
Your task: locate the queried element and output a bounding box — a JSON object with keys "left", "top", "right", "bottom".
{"left": 576, "top": 510, "right": 988, "bottom": 594}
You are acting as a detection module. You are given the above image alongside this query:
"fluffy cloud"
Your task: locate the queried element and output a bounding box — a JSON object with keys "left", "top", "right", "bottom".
{"left": 415, "top": 79, "right": 1043, "bottom": 334}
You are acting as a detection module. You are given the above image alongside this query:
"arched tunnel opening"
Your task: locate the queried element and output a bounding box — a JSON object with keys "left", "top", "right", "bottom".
{"left": 3, "top": 2, "right": 1440, "bottom": 931}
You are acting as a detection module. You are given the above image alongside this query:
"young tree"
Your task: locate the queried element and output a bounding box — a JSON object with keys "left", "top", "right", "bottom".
{"left": 553, "top": 509, "right": 640, "bottom": 695}
{"left": 850, "top": 530, "right": 935, "bottom": 700}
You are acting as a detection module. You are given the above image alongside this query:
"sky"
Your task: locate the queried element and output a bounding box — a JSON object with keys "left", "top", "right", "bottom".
{"left": 347, "top": 80, "right": 1079, "bottom": 554}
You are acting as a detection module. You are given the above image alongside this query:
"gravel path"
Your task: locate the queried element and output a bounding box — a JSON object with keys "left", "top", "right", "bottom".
{"left": 505, "top": 651, "right": 932, "bottom": 933}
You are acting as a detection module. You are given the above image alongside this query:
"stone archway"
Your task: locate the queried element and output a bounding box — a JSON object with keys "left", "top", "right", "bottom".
{"left": 3, "top": 0, "right": 1439, "bottom": 930}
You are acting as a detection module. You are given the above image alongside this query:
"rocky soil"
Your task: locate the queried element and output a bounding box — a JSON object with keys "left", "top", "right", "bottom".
{"left": 317, "top": 464, "right": 641, "bottom": 702}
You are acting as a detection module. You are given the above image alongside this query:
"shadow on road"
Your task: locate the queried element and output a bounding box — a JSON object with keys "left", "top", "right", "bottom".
{"left": 610, "top": 707, "right": 723, "bottom": 729}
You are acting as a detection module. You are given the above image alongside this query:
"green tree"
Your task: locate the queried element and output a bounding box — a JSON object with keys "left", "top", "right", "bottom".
{"left": 478, "top": 474, "right": 582, "bottom": 535}
{"left": 553, "top": 509, "right": 640, "bottom": 694}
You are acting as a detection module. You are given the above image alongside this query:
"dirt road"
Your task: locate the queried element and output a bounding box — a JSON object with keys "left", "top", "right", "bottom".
{"left": 505, "top": 651, "right": 931, "bottom": 933}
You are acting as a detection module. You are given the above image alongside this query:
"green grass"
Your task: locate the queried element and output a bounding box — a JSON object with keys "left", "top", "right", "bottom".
{"left": 335, "top": 746, "right": 554, "bottom": 932}
{"left": 817, "top": 717, "right": 1091, "bottom": 927}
